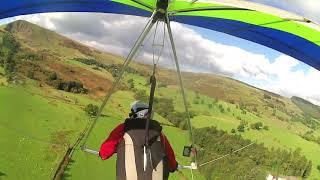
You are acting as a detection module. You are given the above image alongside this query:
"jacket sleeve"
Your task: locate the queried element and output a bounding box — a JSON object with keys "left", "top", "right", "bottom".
{"left": 160, "top": 133, "right": 178, "bottom": 172}
{"left": 99, "top": 123, "right": 125, "bottom": 160}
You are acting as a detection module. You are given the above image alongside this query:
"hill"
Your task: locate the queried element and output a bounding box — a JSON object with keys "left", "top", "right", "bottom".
{"left": 0, "top": 20, "right": 320, "bottom": 179}
{"left": 291, "top": 96, "right": 320, "bottom": 119}
{"left": 3, "top": 20, "right": 312, "bottom": 122}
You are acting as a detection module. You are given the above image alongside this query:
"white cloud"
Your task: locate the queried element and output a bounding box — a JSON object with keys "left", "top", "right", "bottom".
{"left": 11, "top": 12, "right": 320, "bottom": 105}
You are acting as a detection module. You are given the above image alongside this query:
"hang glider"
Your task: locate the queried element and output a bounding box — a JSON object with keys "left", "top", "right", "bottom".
{"left": 1, "top": 0, "right": 319, "bottom": 70}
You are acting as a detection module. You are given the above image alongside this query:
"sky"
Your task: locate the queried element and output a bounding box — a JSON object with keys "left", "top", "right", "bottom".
{"left": 0, "top": 0, "right": 320, "bottom": 105}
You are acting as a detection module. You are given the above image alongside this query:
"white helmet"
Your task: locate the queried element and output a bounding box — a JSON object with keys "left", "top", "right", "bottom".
{"left": 130, "top": 101, "right": 149, "bottom": 118}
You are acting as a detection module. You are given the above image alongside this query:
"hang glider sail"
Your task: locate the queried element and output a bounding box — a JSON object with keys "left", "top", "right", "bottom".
{"left": 1, "top": 0, "right": 320, "bottom": 70}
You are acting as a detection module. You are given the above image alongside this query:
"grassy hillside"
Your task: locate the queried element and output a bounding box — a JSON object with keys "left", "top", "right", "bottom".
{"left": 0, "top": 85, "right": 88, "bottom": 179}
{"left": 0, "top": 20, "right": 320, "bottom": 179}
{"left": 292, "top": 96, "right": 320, "bottom": 119}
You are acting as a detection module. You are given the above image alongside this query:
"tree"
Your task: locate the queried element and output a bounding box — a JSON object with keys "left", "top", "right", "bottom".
{"left": 48, "top": 72, "right": 57, "bottom": 81}
{"left": 250, "top": 122, "right": 263, "bottom": 130}
{"left": 134, "top": 90, "right": 148, "bottom": 103}
{"left": 27, "top": 71, "right": 35, "bottom": 79}
{"left": 193, "top": 126, "right": 312, "bottom": 179}
{"left": 302, "top": 160, "right": 312, "bottom": 178}
{"left": 213, "top": 98, "right": 218, "bottom": 104}
{"left": 263, "top": 94, "right": 272, "bottom": 99}
{"left": 0, "top": 32, "right": 19, "bottom": 79}
{"left": 127, "top": 78, "right": 134, "bottom": 89}
{"left": 195, "top": 91, "right": 200, "bottom": 99}
{"left": 154, "top": 98, "right": 174, "bottom": 119}
{"left": 84, "top": 104, "right": 99, "bottom": 117}
{"left": 263, "top": 125, "right": 269, "bottom": 130}
{"left": 193, "top": 99, "right": 199, "bottom": 104}
{"left": 237, "top": 123, "right": 245, "bottom": 132}
{"left": 317, "top": 165, "right": 320, "bottom": 172}
{"left": 231, "top": 129, "right": 236, "bottom": 133}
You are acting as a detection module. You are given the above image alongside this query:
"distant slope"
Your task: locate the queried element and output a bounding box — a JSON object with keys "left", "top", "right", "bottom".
{"left": 4, "top": 20, "right": 308, "bottom": 123}
{"left": 157, "top": 70, "right": 304, "bottom": 122}
{"left": 5, "top": 20, "right": 123, "bottom": 64}
{"left": 291, "top": 96, "right": 320, "bottom": 119}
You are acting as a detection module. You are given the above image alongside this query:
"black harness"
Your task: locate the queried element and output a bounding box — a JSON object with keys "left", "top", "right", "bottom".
{"left": 125, "top": 118, "right": 162, "bottom": 146}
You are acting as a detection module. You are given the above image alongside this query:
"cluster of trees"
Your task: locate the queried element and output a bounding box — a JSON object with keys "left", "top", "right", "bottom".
{"left": 300, "top": 130, "right": 320, "bottom": 145}
{"left": 133, "top": 89, "right": 149, "bottom": 104}
{"left": 235, "top": 121, "right": 268, "bottom": 133}
{"left": 127, "top": 78, "right": 134, "bottom": 89}
{"left": 0, "top": 32, "right": 19, "bottom": 80}
{"left": 17, "top": 59, "right": 87, "bottom": 94}
{"left": 250, "top": 122, "right": 269, "bottom": 131}
{"left": 50, "top": 79, "right": 87, "bottom": 94}
{"left": 16, "top": 50, "right": 43, "bottom": 62}
{"left": 152, "top": 97, "right": 193, "bottom": 130}
{"left": 47, "top": 73, "right": 87, "bottom": 94}
{"left": 218, "top": 104, "right": 225, "bottom": 113}
{"left": 84, "top": 104, "right": 99, "bottom": 117}
{"left": 291, "top": 114, "right": 320, "bottom": 130}
{"left": 236, "top": 103, "right": 248, "bottom": 115}
{"left": 194, "top": 127, "right": 312, "bottom": 179}
{"left": 133, "top": 89, "right": 193, "bottom": 130}
{"left": 236, "top": 120, "right": 248, "bottom": 132}
{"left": 263, "top": 93, "right": 272, "bottom": 100}
{"left": 73, "top": 58, "right": 139, "bottom": 77}
{"left": 154, "top": 97, "right": 196, "bottom": 130}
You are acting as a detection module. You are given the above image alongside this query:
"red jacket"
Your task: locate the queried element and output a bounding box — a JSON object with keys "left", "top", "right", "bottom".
{"left": 99, "top": 123, "right": 178, "bottom": 172}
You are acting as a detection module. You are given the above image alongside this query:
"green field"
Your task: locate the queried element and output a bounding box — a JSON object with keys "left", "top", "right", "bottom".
{"left": 65, "top": 90, "right": 203, "bottom": 180}
{"left": 0, "top": 86, "right": 88, "bottom": 179}
{"left": 0, "top": 82, "right": 202, "bottom": 179}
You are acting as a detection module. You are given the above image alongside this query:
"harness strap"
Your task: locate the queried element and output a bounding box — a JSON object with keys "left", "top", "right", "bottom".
{"left": 144, "top": 64, "right": 157, "bottom": 171}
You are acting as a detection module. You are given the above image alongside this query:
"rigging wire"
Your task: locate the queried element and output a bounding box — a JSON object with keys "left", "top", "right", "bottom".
{"left": 164, "top": 30, "right": 198, "bottom": 162}
{"left": 151, "top": 21, "right": 166, "bottom": 66}
{"left": 198, "top": 141, "right": 256, "bottom": 167}
{"left": 166, "top": 17, "right": 197, "bottom": 163}
{"left": 198, "top": 134, "right": 270, "bottom": 167}
{"left": 190, "top": 168, "right": 195, "bottom": 180}
{"left": 81, "top": 14, "right": 166, "bottom": 148}
{"left": 163, "top": 21, "right": 196, "bottom": 180}
{"left": 80, "top": 13, "right": 158, "bottom": 147}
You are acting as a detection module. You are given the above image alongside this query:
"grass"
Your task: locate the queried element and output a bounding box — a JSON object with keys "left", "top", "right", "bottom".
{"left": 1, "top": 19, "right": 320, "bottom": 179}
{"left": 0, "top": 67, "right": 7, "bottom": 86}
{"left": 292, "top": 96, "right": 320, "bottom": 119}
{"left": 64, "top": 59, "right": 114, "bottom": 81}
{"left": 186, "top": 96, "right": 320, "bottom": 179}
{"left": 141, "top": 71, "right": 320, "bottom": 179}
{"left": 1, "top": 67, "right": 319, "bottom": 179}
{"left": 64, "top": 89, "right": 204, "bottom": 180}
{"left": 0, "top": 85, "right": 88, "bottom": 179}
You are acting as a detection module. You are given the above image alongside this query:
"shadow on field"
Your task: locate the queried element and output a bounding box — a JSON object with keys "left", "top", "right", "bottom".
{"left": 0, "top": 171, "right": 7, "bottom": 179}
{"left": 62, "top": 159, "right": 75, "bottom": 180}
